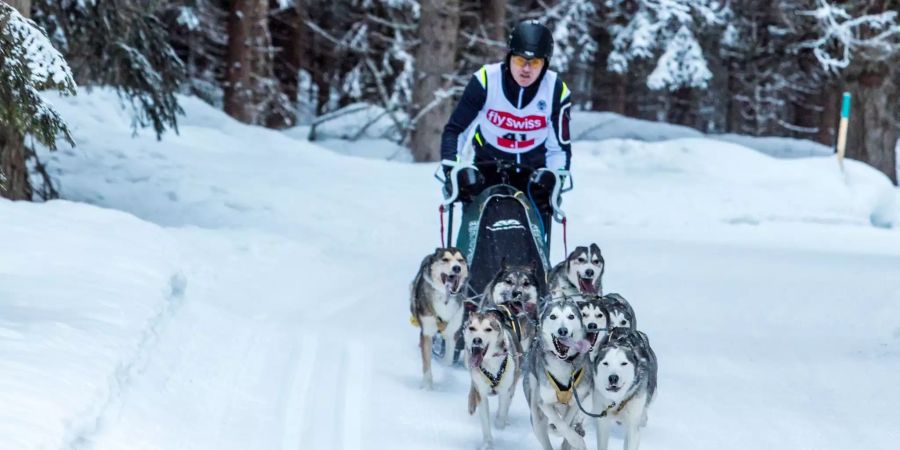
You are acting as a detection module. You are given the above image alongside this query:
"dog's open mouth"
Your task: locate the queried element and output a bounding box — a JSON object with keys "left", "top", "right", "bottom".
{"left": 442, "top": 273, "right": 462, "bottom": 294}
{"left": 585, "top": 330, "right": 599, "bottom": 349}
{"left": 552, "top": 335, "right": 570, "bottom": 357}
{"left": 606, "top": 384, "right": 621, "bottom": 393}
{"left": 469, "top": 343, "right": 486, "bottom": 368}
{"left": 578, "top": 276, "right": 596, "bottom": 294}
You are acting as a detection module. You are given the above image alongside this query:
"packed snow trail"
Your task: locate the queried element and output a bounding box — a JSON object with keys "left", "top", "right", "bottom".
{"left": 7, "top": 90, "right": 898, "bottom": 449}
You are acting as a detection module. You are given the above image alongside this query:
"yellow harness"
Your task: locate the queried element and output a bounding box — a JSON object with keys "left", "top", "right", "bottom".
{"left": 409, "top": 315, "right": 448, "bottom": 332}
{"left": 546, "top": 368, "right": 585, "bottom": 404}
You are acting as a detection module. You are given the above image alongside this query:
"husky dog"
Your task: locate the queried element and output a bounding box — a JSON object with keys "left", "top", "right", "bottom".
{"left": 548, "top": 244, "right": 605, "bottom": 299}
{"left": 523, "top": 300, "right": 593, "bottom": 450}
{"left": 600, "top": 293, "right": 636, "bottom": 330}
{"left": 586, "top": 327, "right": 658, "bottom": 450}
{"left": 464, "top": 309, "right": 521, "bottom": 449}
{"left": 481, "top": 261, "right": 541, "bottom": 353}
{"left": 577, "top": 297, "right": 608, "bottom": 361}
{"left": 409, "top": 247, "right": 469, "bottom": 389}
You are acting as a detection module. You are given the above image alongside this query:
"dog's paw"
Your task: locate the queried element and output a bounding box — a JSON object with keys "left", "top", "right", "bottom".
{"left": 565, "top": 435, "right": 587, "bottom": 450}
{"left": 420, "top": 377, "right": 434, "bottom": 391}
{"left": 494, "top": 417, "right": 508, "bottom": 430}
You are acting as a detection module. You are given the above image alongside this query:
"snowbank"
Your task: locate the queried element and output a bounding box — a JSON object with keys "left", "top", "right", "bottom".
{"left": 569, "top": 137, "right": 900, "bottom": 228}
{"left": 571, "top": 111, "right": 834, "bottom": 158}
{"left": 9, "top": 88, "right": 898, "bottom": 450}
{"left": 0, "top": 200, "right": 183, "bottom": 449}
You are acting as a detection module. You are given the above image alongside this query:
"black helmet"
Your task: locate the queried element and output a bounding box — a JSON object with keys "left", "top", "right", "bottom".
{"left": 507, "top": 20, "right": 554, "bottom": 60}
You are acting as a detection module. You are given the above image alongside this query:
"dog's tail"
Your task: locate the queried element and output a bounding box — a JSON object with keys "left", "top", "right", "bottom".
{"left": 467, "top": 383, "right": 480, "bottom": 415}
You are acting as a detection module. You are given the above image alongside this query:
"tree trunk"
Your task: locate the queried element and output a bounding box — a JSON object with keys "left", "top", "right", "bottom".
{"left": 666, "top": 87, "right": 695, "bottom": 127}
{"left": 481, "top": 0, "right": 506, "bottom": 60}
{"left": 590, "top": 25, "right": 626, "bottom": 113}
{"left": 409, "top": 0, "right": 460, "bottom": 162}
{"left": 224, "top": 0, "right": 253, "bottom": 123}
{"left": 1, "top": 0, "right": 33, "bottom": 200}
{"left": 0, "top": 127, "right": 32, "bottom": 200}
{"left": 818, "top": 87, "right": 838, "bottom": 147}
{"left": 267, "top": 1, "right": 299, "bottom": 128}
{"left": 845, "top": 61, "right": 899, "bottom": 185}
{"left": 725, "top": 67, "right": 742, "bottom": 133}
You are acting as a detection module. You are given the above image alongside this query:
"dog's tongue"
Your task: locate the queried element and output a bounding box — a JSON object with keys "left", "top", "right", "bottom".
{"left": 562, "top": 337, "right": 593, "bottom": 354}
{"left": 578, "top": 277, "right": 595, "bottom": 294}
{"left": 586, "top": 331, "right": 599, "bottom": 347}
{"left": 469, "top": 346, "right": 486, "bottom": 368}
{"left": 444, "top": 275, "right": 461, "bottom": 294}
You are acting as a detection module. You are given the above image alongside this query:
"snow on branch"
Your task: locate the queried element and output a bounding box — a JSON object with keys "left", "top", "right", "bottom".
{"left": 647, "top": 26, "right": 712, "bottom": 91}
{"left": 1, "top": 4, "right": 75, "bottom": 92}
{"left": 797, "top": 0, "right": 900, "bottom": 72}
{"left": 607, "top": 0, "right": 728, "bottom": 90}
{"left": 0, "top": 3, "right": 75, "bottom": 149}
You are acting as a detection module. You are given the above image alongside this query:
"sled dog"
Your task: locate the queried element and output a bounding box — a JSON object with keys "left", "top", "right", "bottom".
{"left": 577, "top": 296, "right": 608, "bottom": 361}
{"left": 409, "top": 247, "right": 469, "bottom": 389}
{"left": 481, "top": 261, "right": 541, "bottom": 353}
{"left": 464, "top": 309, "right": 521, "bottom": 449}
{"left": 600, "top": 293, "right": 637, "bottom": 330}
{"left": 585, "top": 327, "right": 658, "bottom": 450}
{"left": 549, "top": 244, "right": 605, "bottom": 299}
{"left": 523, "top": 299, "right": 593, "bottom": 450}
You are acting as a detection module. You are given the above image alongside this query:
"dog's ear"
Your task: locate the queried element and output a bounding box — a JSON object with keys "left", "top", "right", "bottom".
{"left": 463, "top": 298, "right": 479, "bottom": 313}
{"left": 590, "top": 243, "right": 602, "bottom": 258}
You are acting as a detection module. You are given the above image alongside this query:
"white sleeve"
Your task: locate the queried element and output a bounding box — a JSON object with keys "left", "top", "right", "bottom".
{"left": 544, "top": 121, "right": 566, "bottom": 170}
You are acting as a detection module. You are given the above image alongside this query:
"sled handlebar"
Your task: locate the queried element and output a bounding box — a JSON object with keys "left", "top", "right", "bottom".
{"left": 436, "top": 160, "right": 573, "bottom": 221}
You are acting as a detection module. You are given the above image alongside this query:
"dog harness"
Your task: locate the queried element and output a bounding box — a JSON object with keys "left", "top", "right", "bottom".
{"left": 408, "top": 315, "right": 450, "bottom": 333}
{"left": 546, "top": 368, "right": 584, "bottom": 404}
{"left": 495, "top": 304, "right": 522, "bottom": 344}
{"left": 479, "top": 353, "right": 510, "bottom": 392}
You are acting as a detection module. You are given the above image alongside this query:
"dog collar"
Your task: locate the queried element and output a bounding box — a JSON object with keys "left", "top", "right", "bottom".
{"left": 546, "top": 368, "right": 584, "bottom": 404}
{"left": 479, "top": 353, "right": 509, "bottom": 390}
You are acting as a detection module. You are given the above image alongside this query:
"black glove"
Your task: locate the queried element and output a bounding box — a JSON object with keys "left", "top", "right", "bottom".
{"left": 530, "top": 170, "right": 556, "bottom": 194}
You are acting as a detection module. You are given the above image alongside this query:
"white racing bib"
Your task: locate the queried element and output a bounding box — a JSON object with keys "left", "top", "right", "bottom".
{"left": 473, "top": 63, "right": 557, "bottom": 154}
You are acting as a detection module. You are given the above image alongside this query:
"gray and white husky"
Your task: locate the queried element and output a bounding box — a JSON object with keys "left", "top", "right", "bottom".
{"left": 600, "top": 293, "right": 637, "bottom": 330}
{"left": 481, "top": 261, "right": 541, "bottom": 353}
{"left": 523, "top": 300, "right": 593, "bottom": 450}
{"left": 409, "top": 247, "right": 469, "bottom": 389}
{"left": 577, "top": 297, "right": 608, "bottom": 361}
{"left": 464, "top": 309, "right": 521, "bottom": 450}
{"left": 584, "top": 327, "right": 658, "bottom": 450}
{"left": 549, "top": 244, "right": 605, "bottom": 299}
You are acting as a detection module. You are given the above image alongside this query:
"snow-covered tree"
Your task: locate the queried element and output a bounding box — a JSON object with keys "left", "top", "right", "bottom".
{"left": 605, "top": 0, "right": 728, "bottom": 91}
{"left": 796, "top": 0, "right": 900, "bottom": 184}
{"left": 0, "top": 1, "right": 75, "bottom": 199}
{"left": 647, "top": 25, "right": 712, "bottom": 91}
{"left": 32, "top": 0, "right": 185, "bottom": 138}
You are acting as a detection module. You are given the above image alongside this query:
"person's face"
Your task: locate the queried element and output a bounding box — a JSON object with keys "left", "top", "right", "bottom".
{"left": 510, "top": 55, "right": 545, "bottom": 88}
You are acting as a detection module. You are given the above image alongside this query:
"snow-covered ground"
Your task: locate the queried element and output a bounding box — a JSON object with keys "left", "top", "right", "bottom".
{"left": 2, "top": 88, "right": 899, "bottom": 449}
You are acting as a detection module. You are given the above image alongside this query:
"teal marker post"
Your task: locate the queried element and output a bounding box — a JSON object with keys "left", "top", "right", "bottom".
{"left": 837, "top": 92, "right": 851, "bottom": 171}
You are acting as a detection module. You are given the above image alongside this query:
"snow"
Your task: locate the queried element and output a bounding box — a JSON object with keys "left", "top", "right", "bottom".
{"left": 571, "top": 111, "right": 835, "bottom": 159}
{"left": 1, "top": 4, "right": 75, "bottom": 88}
{"left": 3, "top": 88, "right": 899, "bottom": 449}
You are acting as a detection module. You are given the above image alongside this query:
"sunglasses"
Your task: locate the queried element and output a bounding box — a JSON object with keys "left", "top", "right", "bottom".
{"left": 511, "top": 55, "right": 545, "bottom": 69}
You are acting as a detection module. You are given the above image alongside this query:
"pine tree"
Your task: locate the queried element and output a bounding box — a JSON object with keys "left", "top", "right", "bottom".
{"left": 409, "top": 0, "right": 461, "bottom": 162}
{"left": 0, "top": 1, "right": 75, "bottom": 200}
{"left": 32, "top": 0, "right": 185, "bottom": 138}
{"left": 795, "top": 0, "right": 900, "bottom": 184}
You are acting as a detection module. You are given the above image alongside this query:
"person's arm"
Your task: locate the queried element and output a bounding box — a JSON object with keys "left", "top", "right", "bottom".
{"left": 441, "top": 72, "right": 487, "bottom": 161}
{"left": 545, "top": 78, "right": 572, "bottom": 170}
